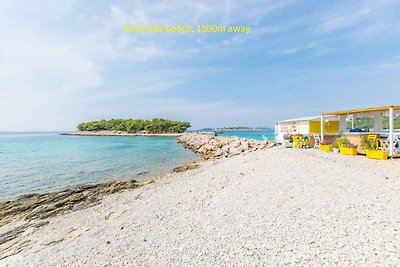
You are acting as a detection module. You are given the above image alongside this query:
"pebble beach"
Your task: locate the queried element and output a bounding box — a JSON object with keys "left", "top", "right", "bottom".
{"left": 1, "top": 145, "right": 400, "bottom": 266}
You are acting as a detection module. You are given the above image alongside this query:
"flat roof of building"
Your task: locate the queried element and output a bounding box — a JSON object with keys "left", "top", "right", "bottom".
{"left": 322, "top": 106, "right": 400, "bottom": 116}
{"left": 277, "top": 116, "right": 320, "bottom": 123}
{"left": 277, "top": 115, "right": 339, "bottom": 123}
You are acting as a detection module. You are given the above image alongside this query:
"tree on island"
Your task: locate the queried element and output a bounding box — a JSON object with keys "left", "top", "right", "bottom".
{"left": 77, "top": 118, "right": 191, "bottom": 133}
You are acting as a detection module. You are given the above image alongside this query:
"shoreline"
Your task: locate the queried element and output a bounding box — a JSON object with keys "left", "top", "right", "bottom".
{"left": 1, "top": 133, "right": 267, "bottom": 219}
{"left": 62, "top": 131, "right": 183, "bottom": 137}
{"left": 1, "top": 133, "right": 271, "bottom": 218}
{"left": 0, "top": 158, "right": 203, "bottom": 207}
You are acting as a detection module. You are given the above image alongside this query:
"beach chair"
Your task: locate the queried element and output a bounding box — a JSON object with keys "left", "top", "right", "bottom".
{"left": 292, "top": 135, "right": 302, "bottom": 149}
{"left": 313, "top": 135, "right": 321, "bottom": 148}
{"left": 367, "top": 134, "right": 379, "bottom": 149}
{"left": 301, "top": 136, "right": 310, "bottom": 148}
{"left": 282, "top": 133, "right": 292, "bottom": 148}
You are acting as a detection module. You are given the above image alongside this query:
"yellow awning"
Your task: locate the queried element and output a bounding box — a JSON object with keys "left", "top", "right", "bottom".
{"left": 322, "top": 106, "right": 400, "bottom": 116}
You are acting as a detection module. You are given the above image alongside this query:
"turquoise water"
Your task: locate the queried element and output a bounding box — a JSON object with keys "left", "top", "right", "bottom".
{"left": 218, "top": 131, "right": 275, "bottom": 141}
{"left": 0, "top": 133, "right": 199, "bottom": 201}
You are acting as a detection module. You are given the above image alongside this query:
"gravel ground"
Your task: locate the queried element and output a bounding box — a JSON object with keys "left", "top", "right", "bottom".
{"left": 1, "top": 148, "right": 400, "bottom": 266}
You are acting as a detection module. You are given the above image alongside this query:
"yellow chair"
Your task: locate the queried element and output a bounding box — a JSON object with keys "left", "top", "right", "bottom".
{"left": 292, "top": 135, "right": 302, "bottom": 149}
{"left": 367, "top": 134, "right": 379, "bottom": 149}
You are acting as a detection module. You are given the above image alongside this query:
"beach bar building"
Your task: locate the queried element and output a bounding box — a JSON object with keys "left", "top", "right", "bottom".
{"left": 275, "top": 116, "right": 339, "bottom": 144}
{"left": 321, "top": 106, "right": 400, "bottom": 157}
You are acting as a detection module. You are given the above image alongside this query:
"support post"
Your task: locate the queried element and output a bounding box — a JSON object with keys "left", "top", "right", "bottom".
{"left": 320, "top": 115, "right": 325, "bottom": 142}
{"left": 339, "top": 115, "right": 347, "bottom": 133}
{"left": 373, "top": 112, "right": 382, "bottom": 132}
{"left": 389, "top": 107, "right": 394, "bottom": 157}
{"left": 351, "top": 114, "right": 355, "bottom": 129}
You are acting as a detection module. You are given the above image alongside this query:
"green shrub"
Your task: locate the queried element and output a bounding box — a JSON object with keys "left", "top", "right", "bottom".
{"left": 361, "top": 136, "right": 376, "bottom": 150}
{"left": 337, "top": 137, "right": 357, "bottom": 148}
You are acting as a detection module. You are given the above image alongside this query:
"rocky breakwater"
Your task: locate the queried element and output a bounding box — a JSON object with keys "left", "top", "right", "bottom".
{"left": 178, "top": 133, "right": 275, "bottom": 159}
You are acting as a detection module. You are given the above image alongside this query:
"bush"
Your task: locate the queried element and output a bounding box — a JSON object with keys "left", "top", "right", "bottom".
{"left": 336, "top": 137, "right": 357, "bottom": 148}
{"left": 361, "top": 136, "right": 376, "bottom": 150}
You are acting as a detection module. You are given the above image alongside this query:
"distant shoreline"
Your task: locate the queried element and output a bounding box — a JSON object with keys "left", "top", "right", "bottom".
{"left": 62, "top": 130, "right": 183, "bottom": 137}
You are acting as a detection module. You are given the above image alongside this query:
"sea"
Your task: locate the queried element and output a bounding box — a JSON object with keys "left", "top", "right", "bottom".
{"left": 0, "top": 130, "right": 274, "bottom": 202}
{"left": 0, "top": 132, "right": 199, "bottom": 201}
{"left": 218, "top": 130, "right": 275, "bottom": 141}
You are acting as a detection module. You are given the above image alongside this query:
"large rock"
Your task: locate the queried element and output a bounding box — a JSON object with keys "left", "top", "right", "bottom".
{"left": 0, "top": 179, "right": 140, "bottom": 227}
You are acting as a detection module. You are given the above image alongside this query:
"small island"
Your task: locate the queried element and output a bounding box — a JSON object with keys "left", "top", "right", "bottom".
{"left": 64, "top": 118, "right": 191, "bottom": 136}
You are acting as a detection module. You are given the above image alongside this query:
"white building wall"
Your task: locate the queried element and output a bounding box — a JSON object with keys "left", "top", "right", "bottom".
{"left": 275, "top": 121, "right": 298, "bottom": 143}
{"left": 297, "top": 121, "right": 309, "bottom": 134}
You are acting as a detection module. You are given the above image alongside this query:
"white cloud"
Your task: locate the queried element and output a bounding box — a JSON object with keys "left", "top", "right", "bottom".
{"left": 0, "top": 28, "right": 103, "bottom": 131}
{"left": 347, "top": 56, "right": 400, "bottom": 74}
{"left": 314, "top": 0, "right": 400, "bottom": 40}
{"left": 282, "top": 48, "right": 298, "bottom": 55}
{"left": 108, "top": 0, "right": 295, "bottom": 26}
{"left": 86, "top": 67, "right": 226, "bottom": 101}
{"left": 0, "top": 31, "right": 101, "bottom": 92}
{"left": 316, "top": 7, "right": 371, "bottom": 33}
{"left": 278, "top": 43, "right": 322, "bottom": 56}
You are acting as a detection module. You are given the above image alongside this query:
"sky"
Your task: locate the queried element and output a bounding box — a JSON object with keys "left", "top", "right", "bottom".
{"left": 1, "top": 0, "right": 400, "bottom": 131}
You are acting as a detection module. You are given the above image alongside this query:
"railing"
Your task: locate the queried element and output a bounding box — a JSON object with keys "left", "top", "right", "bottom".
{"left": 378, "top": 135, "right": 400, "bottom": 155}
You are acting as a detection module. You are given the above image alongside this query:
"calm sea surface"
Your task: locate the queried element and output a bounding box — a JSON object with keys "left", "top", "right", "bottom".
{"left": 0, "top": 132, "right": 199, "bottom": 201}
{"left": 218, "top": 130, "right": 275, "bottom": 141}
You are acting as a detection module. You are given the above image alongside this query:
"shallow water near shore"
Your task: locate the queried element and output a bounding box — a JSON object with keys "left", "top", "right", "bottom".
{"left": 0, "top": 132, "right": 199, "bottom": 202}
{"left": 218, "top": 130, "right": 275, "bottom": 140}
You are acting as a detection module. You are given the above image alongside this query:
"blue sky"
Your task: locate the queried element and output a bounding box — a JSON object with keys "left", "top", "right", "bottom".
{"left": 1, "top": 0, "right": 400, "bottom": 131}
